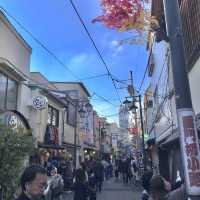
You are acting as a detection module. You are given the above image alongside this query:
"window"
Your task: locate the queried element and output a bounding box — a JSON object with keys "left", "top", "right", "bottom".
{"left": 67, "top": 103, "right": 76, "bottom": 127}
{"left": 48, "top": 105, "right": 59, "bottom": 127}
{"left": 0, "top": 72, "right": 18, "bottom": 110}
{"left": 180, "top": 0, "right": 200, "bottom": 68}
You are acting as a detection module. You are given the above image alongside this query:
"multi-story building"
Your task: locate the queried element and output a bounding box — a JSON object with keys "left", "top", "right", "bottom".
{"left": 145, "top": 0, "right": 200, "bottom": 185}
{"left": 0, "top": 10, "right": 32, "bottom": 131}
{"left": 50, "top": 82, "right": 94, "bottom": 163}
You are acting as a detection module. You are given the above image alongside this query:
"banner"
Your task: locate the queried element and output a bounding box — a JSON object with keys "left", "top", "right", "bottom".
{"left": 178, "top": 109, "right": 200, "bottom": 195}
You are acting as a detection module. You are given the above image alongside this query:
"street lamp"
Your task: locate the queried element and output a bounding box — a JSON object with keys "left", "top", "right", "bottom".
{"left": 123, "top": 95, "right": 147, "bottom": 171}
{"left": 74, "top": 100, "right": 92, "bottom": 168}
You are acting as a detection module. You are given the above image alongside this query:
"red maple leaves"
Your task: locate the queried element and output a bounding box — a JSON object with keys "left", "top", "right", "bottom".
{"left": 92, "top": 0, "right": 147, "bottom": 32}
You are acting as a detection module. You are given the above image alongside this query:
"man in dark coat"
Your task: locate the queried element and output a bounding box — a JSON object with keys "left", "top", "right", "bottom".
{"left": 94, "top": 160, "right": 104, "bottom": 192}
{"left": 15, "top": 165, "right": 47, "bottom": 200}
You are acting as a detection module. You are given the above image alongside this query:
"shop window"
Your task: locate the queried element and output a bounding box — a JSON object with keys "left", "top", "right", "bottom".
{"left": 0, "top": 72, "right": 18, "bottom": 110}
{"left": 48, "top": 105, "right": 59, "bottom": 127}
{"left": 67, "top": 102, "right": 76, "bottom": 127}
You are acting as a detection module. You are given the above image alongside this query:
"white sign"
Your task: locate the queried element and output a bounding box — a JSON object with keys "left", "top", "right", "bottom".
{"left": 178, "top": 109, "right": 200, "bottom": 195}
{"left": 32, "top": 96, "right": 48, "bottom": 110}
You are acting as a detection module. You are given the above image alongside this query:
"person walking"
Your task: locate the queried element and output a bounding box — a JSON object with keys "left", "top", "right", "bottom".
{"left": 149, "top": 175, "right": 186, "bottom": 200}
{"left": 72, "top": 169, "right": 89, "bottom": 200}
{"left": 140, "top": 170, "right": 153, "bottom": 200}
{"left": 15, "top": 165, "right": 47, "bottom": 200}
{"left": 94, "top": 159, "right": 104, "bottom": 192}
{"left": 44, "top": 166, "right": 64, "bottom": 200}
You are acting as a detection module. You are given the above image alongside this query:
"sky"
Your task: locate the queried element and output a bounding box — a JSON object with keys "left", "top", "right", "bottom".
{"left": 0, "top": 0, "right": 149, "bottom": 124}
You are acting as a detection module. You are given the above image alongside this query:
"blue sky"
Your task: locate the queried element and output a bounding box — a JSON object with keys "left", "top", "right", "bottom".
{"left": 0, "top": 0, "right": 149, "bottom": 124}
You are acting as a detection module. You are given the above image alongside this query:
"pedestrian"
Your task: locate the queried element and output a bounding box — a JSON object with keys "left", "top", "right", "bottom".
{"left": 15, "top": 165, "right": 47, "bottom": 200}
{"left": 150, "top": 175, "right": 186, "bottom": 200}
{"left": 94, "top": 159, "right": 104, "bottom": 192}
{"left": 44, "top": 166, "right": 64, "bottom": 200}
{"left": 72, "top": 169, "right": 89, "bottom": 200}
{"left": 140, "top": 170, "right": 153, "bottom": 200}
{"left": 88, "top": 169, "right": 97, "bottom": 200}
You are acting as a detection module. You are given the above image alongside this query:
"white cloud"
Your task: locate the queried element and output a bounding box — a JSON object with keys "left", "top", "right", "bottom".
{"left": 110, "top": 40, "right": 124, "bottom": 57}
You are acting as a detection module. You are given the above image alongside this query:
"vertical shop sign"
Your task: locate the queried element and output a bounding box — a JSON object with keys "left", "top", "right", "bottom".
{"left": 178, "top": 109, "right": 200, "bottom": 195}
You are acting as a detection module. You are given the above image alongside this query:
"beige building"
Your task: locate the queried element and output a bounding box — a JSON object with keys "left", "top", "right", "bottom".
{"left": 0, "top": 10, "right": 32, "bottom": 130}
{"left": 50, "top": 82, "right": 94, "bottom": 163}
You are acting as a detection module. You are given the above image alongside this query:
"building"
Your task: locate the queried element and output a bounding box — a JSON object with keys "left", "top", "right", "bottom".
{"left": 145, "top": 0, "right": 200, "bottom": 186}
{"left": 50, "top": 82, "right": 94, "bottom": 163}
{"left": 0, "top": 10, "right": 32, "bottom": 131}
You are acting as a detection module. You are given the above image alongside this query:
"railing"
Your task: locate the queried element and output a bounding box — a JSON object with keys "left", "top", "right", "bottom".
{"left": 180, "top": 0, "right": 200, "bottom": 70}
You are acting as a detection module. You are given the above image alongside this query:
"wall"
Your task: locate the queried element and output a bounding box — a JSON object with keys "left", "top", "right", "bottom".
{"left": 147, "top": 40, "right": 178, "bottom": 141}
{"left": 0, "top": 11, "right": 31, "bottom": 77}
{"left": 52, "top": 82, "right": 89, "bottom": 99}
{"left": 188, "top": 57, "right": 200, "bottom": 114}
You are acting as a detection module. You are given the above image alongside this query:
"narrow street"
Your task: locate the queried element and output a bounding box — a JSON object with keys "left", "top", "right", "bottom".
{"left": 97, "top": 179, "right": 141, "bottom": 200}
{"left": 63, "top": 178, "right": 141, "bottom": 200}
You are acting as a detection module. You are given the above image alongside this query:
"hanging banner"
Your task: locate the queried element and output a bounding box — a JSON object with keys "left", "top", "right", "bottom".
{"left": 178, "top": 109, "right": 200, "bottom": 195}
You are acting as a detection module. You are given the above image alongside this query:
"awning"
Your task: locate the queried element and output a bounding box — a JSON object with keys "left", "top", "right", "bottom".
{"left": 159, "top": 129, "right": 179, "bottom": 148}
{"left": 38, "top": 143, "right": 65, "bottom": 149}
{"left": 62, "top": 142, "right": 81, "bottom": 149}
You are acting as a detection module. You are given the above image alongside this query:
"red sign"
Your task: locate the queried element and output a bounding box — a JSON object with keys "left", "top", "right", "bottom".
{"left": 128, "top": 127, "right": 138, "bottom": 135}
{"left": 178, "top": 109, "right": 200, "bottom": 195}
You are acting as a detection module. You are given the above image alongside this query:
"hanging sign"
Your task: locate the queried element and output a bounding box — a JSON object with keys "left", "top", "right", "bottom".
{"left": 32, "top": 96, "right": 48, "bottom": 110}
{"left": 178, "top": 109, "right": 200, "bottom": 195}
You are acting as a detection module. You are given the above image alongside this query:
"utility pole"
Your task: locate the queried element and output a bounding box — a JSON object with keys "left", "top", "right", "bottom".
{"left": 138, "top": 94, "right": 146, "bottom": 171}
{"left": 99, "top": 120, "right": 101, "bottom": 159}
{"left": 74, "top": 101, "right": 78, "bottom": 169}
{"left": 163, "top": 0, "right": 200, "bottom": 198}
{"left": 129, "top": 71, "right": 146, "bottom": 171}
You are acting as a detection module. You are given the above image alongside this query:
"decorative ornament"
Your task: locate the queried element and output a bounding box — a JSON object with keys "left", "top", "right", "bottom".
{"left": 32, "top": 96, "right": 48, "bottom": 110}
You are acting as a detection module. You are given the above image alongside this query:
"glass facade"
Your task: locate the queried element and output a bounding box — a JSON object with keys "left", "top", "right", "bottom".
{"left": 0, "top": 72, "right": 18, "bottom": 110}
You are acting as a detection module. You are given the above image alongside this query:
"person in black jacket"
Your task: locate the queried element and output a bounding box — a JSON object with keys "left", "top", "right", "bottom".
{"left": 140, "top": 170, "right": 153, "bottom": 200}
{"left": 72, "top": 169, "right": 89, "bottom": 200}
{"left": 94, "top": 160, "right": 104, "bottom": 192}
{"left": 15, "top": 165, "right": 47, "bottom": 200}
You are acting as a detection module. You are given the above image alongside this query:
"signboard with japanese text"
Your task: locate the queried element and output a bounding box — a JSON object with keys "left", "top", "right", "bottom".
{"left": 178, "top": 109, "right": 200, "bottom": 195}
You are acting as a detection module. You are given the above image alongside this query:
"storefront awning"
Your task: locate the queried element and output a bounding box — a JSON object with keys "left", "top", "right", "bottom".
{"left": 159, "top": 129, "right": 179, "bottom": 147}
{"left": 62, "top": 142, "right": 81, "bottom": 149}
{"left": 38, "top": 143, "right": 65, "bottom": 149}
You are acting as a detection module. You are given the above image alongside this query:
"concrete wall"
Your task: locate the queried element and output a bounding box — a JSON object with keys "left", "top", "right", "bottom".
{"left": 30, "top": 72, "right": 57, "bottom": 89}
{"left": 0, "top": 11, "right": 31, "bottom": 77}
{"left": 52, "top": 82, "right": 89, "bottom": 99}
{"left": 147, "top": 40, "right": 178, "bottom": 141}
{"left": 188, "top": 57, "right": 200, "bottom": 114}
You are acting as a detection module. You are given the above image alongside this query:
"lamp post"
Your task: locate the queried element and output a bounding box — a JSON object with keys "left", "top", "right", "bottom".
{"left": 123, "top": 95, "right": 147, "bottom": 171}
{"left": 74, "top": 100, "right": 92, "bottom": 168}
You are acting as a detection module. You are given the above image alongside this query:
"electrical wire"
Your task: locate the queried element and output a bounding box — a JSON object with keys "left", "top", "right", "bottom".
{"left": 0, "top": 6, "right": 81, "bottom": 81}
{"left": 68, "top": 0, "right": 122, "bottom": 104}
{"left": 0, "top": 7, "right": 110, "bottom": 84}
{"left": 0, "top": 7, "right": 124, "bottom": 116}
{"left": 138, "top": 36, "right": 155, "bottom": 92}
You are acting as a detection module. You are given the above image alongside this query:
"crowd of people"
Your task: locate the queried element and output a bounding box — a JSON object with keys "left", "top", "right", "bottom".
{"left": 15, "top": 155, "right": 187, "bottom": 200}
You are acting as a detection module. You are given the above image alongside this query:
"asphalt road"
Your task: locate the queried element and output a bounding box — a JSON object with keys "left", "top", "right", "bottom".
{"left": 62, "top": 178, "right": 142, "bottom": 200}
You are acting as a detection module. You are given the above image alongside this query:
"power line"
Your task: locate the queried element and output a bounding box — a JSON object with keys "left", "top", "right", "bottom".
{"left": 68, "top": 0, "right": 122, "bottom": 103}
{"left": 79, "top": 73, "right": 108, "bottom": 81}
{"left": 0, "top": 6, "right": 124, "bottom": 117}
{"left": 138, "top": 37, "right": 155, "bottom": 92}
{"left": 0, "top": 6, "right": 81, "bottom": 81}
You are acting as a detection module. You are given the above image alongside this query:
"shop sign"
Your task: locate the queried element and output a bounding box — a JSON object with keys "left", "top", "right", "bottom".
{"left": 32, "top": 96, "right": 48, "bottom": 110}
{"left": 178, "top": 109, "right": 200, "bottom": 195}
